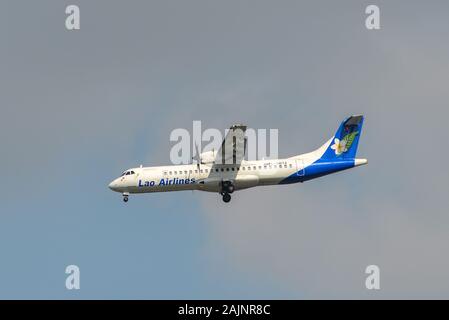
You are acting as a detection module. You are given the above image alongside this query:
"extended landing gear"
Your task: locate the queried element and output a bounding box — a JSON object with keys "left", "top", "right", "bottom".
{"left": 222, "top": 181, "right": 234, "bottom": 194}
{"left": 122, "top": 192, "right": 129, "bottom": 203}
{"left": 222, "top": 193, "right": 231, "bottom": 203}
{"left": 220, "top": 181, "right": 234, "bottom": 203}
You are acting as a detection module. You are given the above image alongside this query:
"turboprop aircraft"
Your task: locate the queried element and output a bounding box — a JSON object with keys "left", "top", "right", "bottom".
{"left": 108, "top": 115, "right": 367, "bottom": 203}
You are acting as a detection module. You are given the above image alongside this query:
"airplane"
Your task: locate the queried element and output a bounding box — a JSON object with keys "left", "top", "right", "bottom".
{"left": 108, "top": 115, "right": 367, "bottom": 203}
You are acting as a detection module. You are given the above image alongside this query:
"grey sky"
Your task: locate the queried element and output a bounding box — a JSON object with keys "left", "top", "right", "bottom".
{"left": 1, "top": 0, "right": 449, "bottom": 298}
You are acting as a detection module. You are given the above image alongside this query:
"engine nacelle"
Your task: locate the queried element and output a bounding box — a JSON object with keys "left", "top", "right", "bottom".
{"left": 199, "top": 150, "right": 216, "bottom": 164}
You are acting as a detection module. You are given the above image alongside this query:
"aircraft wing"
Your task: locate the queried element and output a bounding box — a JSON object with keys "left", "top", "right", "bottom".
{"left": 216, "top": 124, "right": 247, "bottom": 165}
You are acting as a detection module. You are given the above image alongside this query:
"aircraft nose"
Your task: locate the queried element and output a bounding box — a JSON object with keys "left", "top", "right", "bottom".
{"left": 108, "top": 179, "right": 118, "bottom": 191}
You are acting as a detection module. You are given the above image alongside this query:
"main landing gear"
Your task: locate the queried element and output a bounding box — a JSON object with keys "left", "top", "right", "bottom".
{"left": 122, "top": 192, "right": 129, "bottom": 203}
{"left": 221, "top": 181, "right": 234, "bottom": 203}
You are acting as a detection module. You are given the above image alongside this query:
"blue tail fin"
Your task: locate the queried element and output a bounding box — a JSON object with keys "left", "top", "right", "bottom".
{"left": 320, "top": 115, "right": 364, "bottom": 160}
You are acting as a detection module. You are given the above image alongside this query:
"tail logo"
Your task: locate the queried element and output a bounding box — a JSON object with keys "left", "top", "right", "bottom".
{"left": 331, "top": 131, "right": 359, "bottom": 156}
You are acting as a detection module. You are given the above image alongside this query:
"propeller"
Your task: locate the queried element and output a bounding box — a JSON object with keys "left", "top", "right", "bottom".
{"left": 192, "top": 143, "right": 201, "bottom": 169}
{"left": 191, "top": 144, "right": 202, "bottom": 193}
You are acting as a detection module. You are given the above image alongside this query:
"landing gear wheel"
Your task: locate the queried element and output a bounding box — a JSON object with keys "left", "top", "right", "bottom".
{"left": 123, "top": 196, "right": 129, "bottom": 203}
{"left": 222, "top": 193, "right": 231, "bottom": 203}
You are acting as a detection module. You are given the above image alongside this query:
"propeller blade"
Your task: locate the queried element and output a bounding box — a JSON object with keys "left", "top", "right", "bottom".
{"left": 193, "top": 143, "right": 201, "bottom": 169}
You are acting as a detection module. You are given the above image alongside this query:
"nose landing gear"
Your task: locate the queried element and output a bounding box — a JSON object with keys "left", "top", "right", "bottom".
{"left": 122, "top": 192, "right": 129, "bottom": 203}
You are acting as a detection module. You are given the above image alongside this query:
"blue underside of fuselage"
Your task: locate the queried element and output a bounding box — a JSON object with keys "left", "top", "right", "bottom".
{"left": 278, "top": 159, "right": 355, "bottom": 184}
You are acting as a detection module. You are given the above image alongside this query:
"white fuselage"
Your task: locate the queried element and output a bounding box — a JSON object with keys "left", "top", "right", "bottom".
{"left": 109, "top": 158, "right": 301, "bottom": 194}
